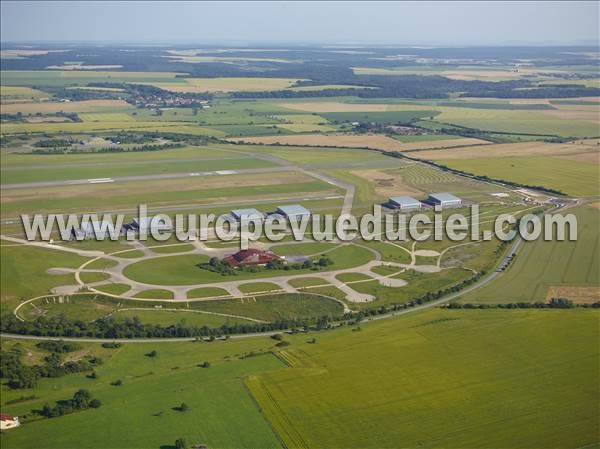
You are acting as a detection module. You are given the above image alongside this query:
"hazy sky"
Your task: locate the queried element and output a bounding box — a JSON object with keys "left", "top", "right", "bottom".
{"left": 2, "top": 1, "right": 598, "bottom": 45}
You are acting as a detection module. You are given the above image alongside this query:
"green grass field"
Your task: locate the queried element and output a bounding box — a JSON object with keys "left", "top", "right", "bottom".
{"left": 248, "top": 308, "right": 599, "bottom": 449}
{"left": 0, "top": 244, "right": 90, "bottom": 313}
{"left": 436, "top": 156, "right": 600, "bottom": 196}
{"left": 435, "top": 106, "right": 598, "bottom": 137}
{"left": 0, "top": 339, "right": 284, "bottom": 449}
{"left": 122, "top": 245, "right": 375, "bottom": 286}
{"left": 323, "top": 110, "right": 439, "bottom": 124}
{"left": 1, "top": 157, "right": 274, "bottom": 185}
{"left": 2, "top": 308, "right": 596, "bottom": 448}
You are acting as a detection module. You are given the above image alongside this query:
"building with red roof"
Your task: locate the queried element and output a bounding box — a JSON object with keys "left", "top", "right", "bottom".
{"left": 0, "top": 414, "right": 20, "bottom": 430}
{"left": 223, "top": 248, "right": 281, "bottom": 267}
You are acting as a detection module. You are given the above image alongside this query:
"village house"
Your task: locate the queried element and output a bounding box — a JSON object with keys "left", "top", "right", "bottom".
{"left": 0, "top": 414, "right": 20, "bottom": 431}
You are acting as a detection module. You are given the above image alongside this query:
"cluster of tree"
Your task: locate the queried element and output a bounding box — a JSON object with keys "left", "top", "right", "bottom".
{"left": 0, "top": 347, "right": 40, "bottom": 389}
{"left": 37, "top": 389, "right": 101, "bottom": 419}
{"left": 33, "top": 138, "right": 74, "bottom": 148}
{"left": 200, "top": 255, "right": 334, "bottom": 277}
{"left": 36, "top": 340, "right": 81, "bottom": 353}
{"left": 106, "top": 133, "right": 155, "bottom": 144}
{"left": 233, "top": 74, "right": 600, "bottom": 100}
{"left": 463, "top": 85, "right": 600, "bottom": 99}
{"left": 198, "top": 257, "right": 237, "bottom": 276}
{"left": 0, "top": 341, "right": 103, "bottom": 389}
{"left": 0, "top": 313, "right": 316, "bottom": 339}
{"left": 446, "top": 298, "right": 599, "bottom": 309}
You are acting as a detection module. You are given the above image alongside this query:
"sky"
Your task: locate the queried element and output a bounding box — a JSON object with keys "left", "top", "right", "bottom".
{"left": 1, "top": 1, "right": 599, "bottom": 46}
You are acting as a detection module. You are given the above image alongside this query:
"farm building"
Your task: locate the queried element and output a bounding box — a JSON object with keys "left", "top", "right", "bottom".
{"left": 389, "top": 196, "right": 422, "bottom": 211}
{"left": 230, "top": 208, "right": 264, "bottom": 223}
{"left": 130, "top": 216, "right": 171, "bottom": 233}
{"left": 223, "top": 248, "right": 281, "bottom": 267}
{"left": 428, "top": 192, "right": 462, "bottom": 208}
{"left": 276, "top": 204, "right": 311, "bottom": 219}
{"left": 0, "top": 414, "right": 20, "bottom": 430}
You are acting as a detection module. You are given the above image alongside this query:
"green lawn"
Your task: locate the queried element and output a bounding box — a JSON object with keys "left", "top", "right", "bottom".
{"left": 238, "top": 282, "right": 283, "bottom": 294}
{"left": 79, "top": 272, "right": 111, "bottom": 284}
{"left": 113, "top": 309, "right": 253, "bottom": 327}
{"left": 347, "top": 267, "right": 472, "bottom": 308}
{"left": 186, "top": 287, "right": 230, "bottom": 299}
{"left": 132, "top": 289, "right": 175, "bottom": 299}
{"left": 122, "top": 245, "right": 375, "bottom": 286}
{"left": 0, "top": 244, "right": 90, "bottom": 313}
{"left": 1, "top": 308, "right": 596, "bottom": 448}
{"left": 0, "top": 341, "right": 284, "bottom": 449}
{"left": 189, "top": 293, "right": 344, "bottom": 321}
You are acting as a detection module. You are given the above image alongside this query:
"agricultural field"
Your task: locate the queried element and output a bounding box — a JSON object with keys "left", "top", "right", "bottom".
{"left": 0, "top": 99, "right": 130, "bottom": 115}
{"left": 436, "top": 156, "right": 599, "bottom": 196}
{"left": 459, "top": 205, "right": 599, "bottom": 304}
{"left": 248, "top": 308, "right": 599, "bottom": 449}
{"left": 230, "top": 133, "right": 489, "bottom": 152}
{"left": 1, "top": 37, "right": 599, "bottom": 449}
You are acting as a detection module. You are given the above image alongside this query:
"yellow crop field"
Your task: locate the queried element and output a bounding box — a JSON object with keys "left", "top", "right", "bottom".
{"left": 0, "top": 86, "right": 48, "bottom": 99}
{"left": 0, "top": 99, "right": 130, "bottom": 114}
{"left": 60, "top": 70, "right": 182, "bottom": 79}
{"left": 66, "top": 86, "right": 126, "bottom": 92}
{"left": 78, "top": 112, "right": 135, "bottom": 122}
{"left": 0, "top": 121, "right": 224, "bottom": 136}
{"left": 276, "top": 123, "right": 337, "bottom": 133}
{"left": 409, "top": 141, "right": 600, "bottom": 162}
{"left": 47, "top": 64, "right": 124, "bottom": 70}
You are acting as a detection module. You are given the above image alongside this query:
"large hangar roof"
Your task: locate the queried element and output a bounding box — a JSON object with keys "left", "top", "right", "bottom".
{"left": 429, "top": 192, "right": 461, "bottom": 203}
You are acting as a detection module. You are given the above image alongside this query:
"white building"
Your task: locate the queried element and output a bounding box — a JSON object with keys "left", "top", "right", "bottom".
{"left": 0, "top": 414, "right": 20, "bottom": 430}
{"left": 389, "top": 196, "right": 422, "bottom": 211}
{"left": 275, "top": 204, "right": 311, "bottom": 219}
{"left": 428, "top": 192, "right": 462, "bottom": 208}
{"left": 230, "top": 208, "right": 264, "bottom": 224}
{"left": 71, "top": 220, "right": 115, "bottom": 240}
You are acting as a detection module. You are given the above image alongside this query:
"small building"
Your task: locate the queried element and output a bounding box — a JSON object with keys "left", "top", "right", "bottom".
{"left": 275, "top": 204, "right": 311, "bottom": 219}
{"left": 130, "top": 216, "right": 171, "bottom": 233}
{"left": 0, "top": 414, "right": 20, "bottom": 431}
{"left": 389, "top": 196, "right": 422, "bottom": 211}
{"left": 230, "top": 208, "right": 264, "bottom": 224}
{"left": 223, "top": 248, "right": 281, "bottom": 267}
{"left": 428, "top": 192, "right": 462, "bottom": 208}
{"left": 71, "top": 221, "right": 114, "bottom": 240}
